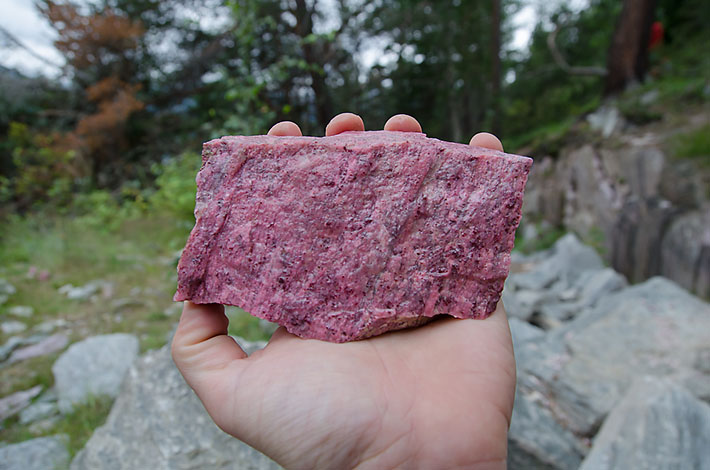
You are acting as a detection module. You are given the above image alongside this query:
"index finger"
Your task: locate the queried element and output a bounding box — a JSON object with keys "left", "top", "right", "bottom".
{"left": 469, "top": 132, "right": 504, "bottom": 152}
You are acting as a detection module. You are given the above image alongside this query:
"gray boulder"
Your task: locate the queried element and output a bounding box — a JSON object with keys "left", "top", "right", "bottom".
{"left": 52, "top": 334, "right": 139, "bottom": 412}
{"left": 0, "top": 336, "right": 25, "bottom": 362}
{"left": 0, "top": 278, "right": 16, "bottom": 305}
{"left": 8, "top": 333, "right": 68, "bottom": 364}
{"left": 661, "top": 208, "right": 710, "bottom": 298}
{"left": 0, "top": 435, "right": 69, "bottom": 470}
{"left": 1, "top": 320, "right": 27, "bottom": 335}
{"left": 0, "top": 385, "right": 43, "bottom": 421}
{"left": 20, "top": 401, "right": 59, "bottom": 425}
{"left": 508, "top": 317, "right": 544, "bottom": 354}
{"left": 71, "top": 343, "right": 279, "bottom": 470}
{"left": 586, "top": 105, "right": 624, "bottom": 137}
{"left": 573, "top": 267, "right": 627, "bottom": 307}
{"left": 508, "top": 234, "right": 603, "bottom": 292}
{"left": 502, "top": 288, "right": 548, "bottom": 322}
{"left": 526, "top": 277, "right": 710, "bottom": 436}
{"left": 521, "top": 133, "right": 709, "bottom": 297}
{"left": 58, "top": 280, "right": 113, "bottom": 301}
{"left": 508, "top": 318, "right": 590, "bottom": 469}
{"left": 7, "top": 305, "right": 34, "bottom": 318}
{"left": 610, "top": 197, "right": 680, "bottom": 283}
{"left": 506, "top": 234, "right": 616, "bottom": 329}
{"left": 508, "top": 386, "right": 588, "bottom": 470}
{"left": 580, "top": 377, "right": 710, "bottom": 470}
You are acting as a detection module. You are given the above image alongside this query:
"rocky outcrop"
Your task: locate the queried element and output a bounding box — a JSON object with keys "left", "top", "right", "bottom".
{"left": 0, "top": 278, "right": 15, "bottom": 306}
{"left": 71, "top": 340, "right": 279, "bottom": 470}
{"left": 504, "top": 235, "right": 710, "bottom": 469}
{"left": 580, "top": 377, "right": 710, "bottom": 469}
{"left": 0, "top": 435, "right": 69, "bottom": 470}
{"left": 52, "top": 334, "right": 139, "bottom": 412}
{"left": 58, "top": 236, "right": 710, "bottom": 470}
{"left": 504, "top": 234, "right": 626, "bottom": 328}
{"left": 523, "top": 135, "right": 709, "bottom": 297}
{"left": 661, "top": 209, "right": 710, "bottom": 298}
{"left": 526, "top": 277, "right": 710, "bottom": 436}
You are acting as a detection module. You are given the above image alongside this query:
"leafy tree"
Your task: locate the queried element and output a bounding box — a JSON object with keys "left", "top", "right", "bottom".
{"left": 37, "top": 1, "right": 146, "bottom": 184}
{"left": 356, "top": 0, "right": 514, "bottom": 142}
{"left": 604, "top": 0, "right": 656, "bottom": 95}
{"left": 501, "top": 0, "right": 621, "bottom": 143}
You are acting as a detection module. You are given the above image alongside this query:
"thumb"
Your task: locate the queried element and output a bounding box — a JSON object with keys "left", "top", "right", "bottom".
{"left": 171, "top": 302, "right": 248, "bottom": 414}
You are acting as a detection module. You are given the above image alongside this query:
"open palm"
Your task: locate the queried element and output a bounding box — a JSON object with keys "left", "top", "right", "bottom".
{"left": 172, "top": 114, "right": 516, "bottom": 470}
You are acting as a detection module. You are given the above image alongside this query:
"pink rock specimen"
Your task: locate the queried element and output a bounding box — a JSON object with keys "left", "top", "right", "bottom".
{"left": 175, "top": 131, "right": 532, "bottom": 342}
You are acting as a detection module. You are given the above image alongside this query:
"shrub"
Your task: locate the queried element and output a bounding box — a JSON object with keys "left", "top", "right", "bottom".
{"left": 149, "top": 152, "right": 202, "bottom": 223}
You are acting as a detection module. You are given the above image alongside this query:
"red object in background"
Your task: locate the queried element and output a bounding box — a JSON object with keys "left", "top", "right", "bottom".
{"left": 649, "top": 21, "right": 664, "bottom": 49}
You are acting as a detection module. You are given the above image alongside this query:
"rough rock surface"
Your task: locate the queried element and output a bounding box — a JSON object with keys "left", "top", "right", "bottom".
{"left": 522, "top": 133, "right": 710, "bottom": 297}
{"left": 0, "top": 385, "right": 42, "bottom": 421}
{"left": 507, "top": 318, "right": 587, "bottom": 469}
{"left": 8, "top": 333, "right": 68, "bottom": 364}
{"left": 0, "top": 278, "right": 15, "bottom": 305}
{"left": 508, "top": 387, "right": 587, "bottom": 470}
{"left": 0, "top": 435, "right": 69, "bottom": 470}
{"left": 523, "top": 277, "right": 710, "bottom": 436}
{"left": 71, "top": 343, "right": 279, "bottom": 470}
{"left": 580, "top": 377, "right": 710, "bottom": 470}
{"left": 175, "top": 131, "right": 531, "bottom": 342}
{"left": 7, "top": 305, "right": 33, "bottom": 318}
{"left": 52, "top": 334, "right": 139, "bottom": 412}
{"left": 508, "top": 317, "right": 544, "bottom": 352}
{"left": 1, "top": 320, "right": 27, "bottom": 335}
{"left": 504, "top": 234, "right": 624, "bottom": 328}
{"left": 661, "top": 208, "right": 710, "bottom": 298}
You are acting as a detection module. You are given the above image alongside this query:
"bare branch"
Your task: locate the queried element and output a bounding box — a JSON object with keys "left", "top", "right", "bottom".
{"left": 0, "top": 25, "right": 63, "bottom": 69}
{"left": 547, "top": 25, "right": 607, "bottom": 77}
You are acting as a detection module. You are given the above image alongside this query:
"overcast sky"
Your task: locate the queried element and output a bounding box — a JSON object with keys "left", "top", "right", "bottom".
{"left": 0, "top": 0, "right": 65, "bottom": 76}
{"left": 0, "top": 0, "right": 582, "bottom": 79}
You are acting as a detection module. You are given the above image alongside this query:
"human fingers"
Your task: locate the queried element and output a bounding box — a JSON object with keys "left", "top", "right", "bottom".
{"left": 171, "top": 302, "right": 248, "bottom": 404}
{"left": 325, "top": 112, "right": 365, "bottom": 136}
{"left": 469, "top": 132, "right": 504, "bottom": 152}
{"left": 268, "top": 121, "right": 302, "bottom": 136}
{"left": 384, "top": 114, "right": 422, "bottom": 133}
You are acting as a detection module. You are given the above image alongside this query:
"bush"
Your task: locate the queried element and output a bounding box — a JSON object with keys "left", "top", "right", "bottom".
{"left": 672, "top": 124, "right": 710, "bottom": 166}
{"left": 1, "top": 122, "right": 84, "bottom": 210}
{"left": 149, "top": 152, "right": 202, "bottom": 223}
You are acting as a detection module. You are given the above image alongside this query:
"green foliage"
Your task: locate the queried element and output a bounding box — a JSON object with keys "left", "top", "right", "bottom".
{"left": 502, "top": 0, "right": 620, "bottom": 143}
{"left": 672, "top": 124, "right": 710, "bottom": 166}
{"left": 149, "top": 153, "right": 202, "bottom": 223}
{"left": 515, "top": 222, "right": 568, "bottom": 255}
{"left": 1, "top": 122, "right": 81, "bottom": 210}
{"left": 70, "top": 190, "right": 143, "bottom": 232}
{"left": 226, "top": 306, "right": 271, "bottom": 342}
{"left": 53, "top": 395, "right": 115, "bottom": 457}
{"left": 357, "top": 0, "right": 511, "bottom": 141}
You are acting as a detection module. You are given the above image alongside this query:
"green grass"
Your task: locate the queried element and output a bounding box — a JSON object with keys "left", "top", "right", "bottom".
{"left": 671, "top": 124, "right": 710, "bottom": 166}
{"left": 0, "top": 354, "right": 57, "bottom": 398}
{"left": 53, "top": 395, "right": 114, "bottom": 457}
{"left": 515, "top": 221, "right": 568, "bottom": 255}
{"left": 506, "top": 118, "right": 577, "bottom": 156}
{"left": 226, "top": 306, "right": 272, "bottom": 342}
{"left": 0, "top": 395, "right": 113, "bottom": 458}
{"left": 0, "top": 201, "right": 280, "bottom": 452}
{"left": 0, "top": 211, "right": 187, "bottom": 447}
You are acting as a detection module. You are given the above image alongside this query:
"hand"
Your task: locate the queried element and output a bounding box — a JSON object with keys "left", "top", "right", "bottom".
{"left": 172, "top": 113, "right": 515, "bottom": 469}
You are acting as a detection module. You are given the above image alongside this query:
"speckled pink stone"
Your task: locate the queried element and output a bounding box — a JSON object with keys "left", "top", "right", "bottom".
{"left": 175, "top": 131, "right": 532, "bottom": 342}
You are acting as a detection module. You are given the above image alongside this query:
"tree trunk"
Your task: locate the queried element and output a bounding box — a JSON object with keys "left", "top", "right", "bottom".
{"left": 490, "top": 0, "right": 502, "bottom": 135}
{"left": 295, "top": 0, "right": 333, "bottom": 131}
{"left": 604, "top": 0, "right": 657, "bottom": 95}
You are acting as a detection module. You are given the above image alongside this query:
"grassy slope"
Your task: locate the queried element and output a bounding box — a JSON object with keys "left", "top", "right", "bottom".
{"left": 0, "top": 213, "right": 268, "bottom": 454}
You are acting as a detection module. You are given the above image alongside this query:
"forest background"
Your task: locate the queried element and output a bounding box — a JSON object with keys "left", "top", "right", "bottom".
{"left": 1, "top": 0, "right": 709, "bottom": 453}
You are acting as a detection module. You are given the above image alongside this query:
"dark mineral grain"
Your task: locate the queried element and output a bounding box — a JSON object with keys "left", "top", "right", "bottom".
{"left": 175, "top": 131, "right": 532, "bottom": 342}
